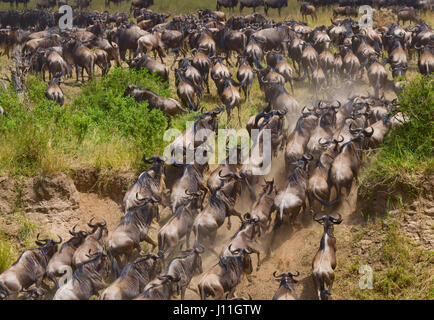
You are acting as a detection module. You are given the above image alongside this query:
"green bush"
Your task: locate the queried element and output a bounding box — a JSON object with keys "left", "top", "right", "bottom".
{"left": 0, "top": 233, "right": 13, "bottom": 273}
{"left": 0, "top": 68, "right": 170, "bottom": 176}
{"left": 359, "top": 75, "right": 433, "bottom": 199}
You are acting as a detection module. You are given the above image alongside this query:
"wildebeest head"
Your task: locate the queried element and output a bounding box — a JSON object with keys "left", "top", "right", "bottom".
{"left": 273, "top": 270, "right": 300, "bottom": 289}
{"left": 87, "top": 218, "right": 108, "bottom": 240}
{"left": 228, "top": 244, "right": 254, "bottom": 274}
{"left": 313, "top": 212, "right": 343, "bottom": 234}
{"left": 35, "top": 233, "right": 62, "bottom": 257}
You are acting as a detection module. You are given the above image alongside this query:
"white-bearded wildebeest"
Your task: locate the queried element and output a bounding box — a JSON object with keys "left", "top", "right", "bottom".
{"left": 107, "top": 196, "right": 161, "bottom": 270}
{"left": 46, "top": 225, "right": 88, "bottom": 289}
{"left": 133, "top": 274, "right": 180, "bottom": 300}
{"left": 219, "top": 213, "right": 262, "bottom": 270}
{"left": 157, "top": 191, "right": 203, "bottom": 264}
{"left": 216, "top": 0, "right": 238, "bottom": 12}
{"left": 169, "top": 161, "right": 209, "bottom": 215}
{"left": 264, "top": 0, "right": 288, "bottom": 17}
{"left": 167, "top": 107, "right": 222, "bottom": 165}
{"left": 62, "top": 38, "right": 94, "bottom": 83}
{"left": 240, "top": 0, "right": 265, "bottom": 14}
{"left": 100, "top": 253, "right": 161, "bottom": 300}
{"left": 272, "top": 271, "right": 300, "bottom": 300}
{"left": 268, "top": 155, "right": 312, "bottom": 255}
{"left": 284, "top": 108, "right": 318, "bottom": 174}
{"left": 45, "top": 75, "right": 65, "bottom": 106}
{"left": 250, "top": 178, "right": 277, "bottom": 233}
{"left": 327, "top": 128, "right": 374, "bottom": 205}
{"left": 0, "top": 234, "right": 61, "bottom": 300}
{"left": 193, "top": 173, "right": 243, "bottom": 253}
{"left": 312, "top": 213, "right": 342, "bottom": 300}
{"left": 72, "top": 218, "right": 108, "bottom": 267}
{"left": 163, "top": 246, "right": 204, "bottom": 299}
{"left": 128, "top": 54, "right": 169, "bottom": 82}
{"left": 53, "top": 251, "right": 114, "bottom": 300}
{"left": 307, "top": 136, "right": 343, "bottom": 212}
{"left": 197, "top": 245, "right": 254, "bottom": 300}
{"left": 122, "top": 155, "right": 168, "bottom": 213}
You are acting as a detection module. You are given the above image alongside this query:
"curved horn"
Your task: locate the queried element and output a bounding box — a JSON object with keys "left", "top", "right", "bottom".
{"left": 289, "top": 270, "right": 300, "bottom": 277}
{"left": 54, "top": 235, "right": 62, "bottom": 245}
{"left": 333, "top": 135, "right": 344, "bottom": 143}
{"left": 330, "top": 212, "right": 343, "bottom": 224}
{"left": 69, "top": 224, "right": 78, "bottom": 236}
{"left": 318, "top": 137, "right": 329, "bottom": 146}
{"left": 87, "top": 217, "right": 97, "bottom": 229}
{"left": 273, "top": 271, "right": 285, "bottom": 278}
{"left": 349, "top": 122, "right": 362, "bottom": 134}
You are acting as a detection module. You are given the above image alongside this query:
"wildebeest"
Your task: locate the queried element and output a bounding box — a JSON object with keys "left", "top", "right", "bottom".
{"left": 100, "top": 254, "right": 161, "bottom": 300}
{"left": 128, "top": 54, "right": 169, "bottom": 82}
{"left": 0, "top": 234, "right": 60, "bottom": 300}
{"left": 124, "top": 85, "right": 186, "bottom": 117}
{"left": 62, "top": 38, "right": 94, "bottom": 82}
{"left": 72, "top": 218, "right": 108, "bottom": 267}
{"left": 272, "top": 271, "right": 300, "bottom": 300}
{"left": 198, "top": 246, "right": 254, "bottom": 299}
{"left": 107, "top": 197, "right": 160, "bottom": 269}
{"left": 219, "top": 214, "right": 262, "bottom": 270}
{"left": 250, "top": 178, "right": 277, "bottom": 232}
{"left": 157, "top": 193, "right": 203, "bottom": 263}
{"left": 45, "top": 75, "right": 65, "bottom": 106}
{"left": 163, "top": 246, "right": 204, "bottom": 299}
{"left": 53, "top": 251, "right": 113, "bottom": 300}
{"left": 169, "top": 162, "right": 209, "bottom": 215}
{"left": 122, "top": 156, "right": 168, "bottom": 213}
{"left": 264, "top": 0, "right": 288, "bottom": 16}
{"left": 216, "top": 0, "right": 239, "bottom": 11}
{"left": 272, "top": 155, "right": 312, "bottom": 241}
{"left": 134, "top": 274, "right": 180, "bottom": 300}
{"left": 300, "top": 3, "right": 318, "bottom": 22}
{"left": 240, "top": 0, "right": 265, "bottom": 13}
{"left": 193, "top": 173, "right": 243, "bottom": 251}
{"left": 46, "top": 226, "right": 88, "bottom": 289}
{"left": 312, "top": 213, "right": 342, "bottom": 300}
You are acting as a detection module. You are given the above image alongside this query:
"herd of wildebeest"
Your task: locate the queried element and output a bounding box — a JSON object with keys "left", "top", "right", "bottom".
{"left": 0, "top": 0, "right": 432, "bottom": 300}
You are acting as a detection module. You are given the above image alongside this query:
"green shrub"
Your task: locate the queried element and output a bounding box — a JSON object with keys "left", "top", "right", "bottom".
{"left": 0, "top": 233, "right": 13, "bottom": 273}
{"left": 359, "top": 75, "right": 433, "bottom": 199}
{"left": 0, "top": 68, "right": 169, "bottom": 176}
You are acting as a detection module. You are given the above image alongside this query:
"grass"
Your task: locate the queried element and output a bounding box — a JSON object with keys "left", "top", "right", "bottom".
{"left": 0, "top": 232, "right": 13, "bottom": 273}
{"left": 335, "top": 212, "right": 433, "bottom": 300}
{"left": 359, "top": 75, "right": 434, "bottom": 201}
{"left": 0, "top": 68, "right": 171, "bottom": 177}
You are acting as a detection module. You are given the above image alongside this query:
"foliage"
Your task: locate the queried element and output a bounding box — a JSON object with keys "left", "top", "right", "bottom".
{"left": 0, "top": 69, "right": 169, "bottom": 176}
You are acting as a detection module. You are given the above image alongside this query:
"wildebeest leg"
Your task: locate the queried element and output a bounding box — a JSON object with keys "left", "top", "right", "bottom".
{"left": 47, "top": 273, "right": 59, "bottom": 290}
{"left": 226, "top": 287, "right": 236, "bottom": 299}
{"left": 237, "top": 104, "right": 242, "bottom": 126}
{"left": 312, "top": 273, "right": 322, "bottom": 300}
{"left": 327, "top": 272, "right": 334, "bottom": 298}
{"left": 250, "top": 247, "right": 261, "bottom": 271}
{"left": 76, "top": 65, "right": 80, "bottom": 82}
{"left": 143, "top": 234, "right": 157, "bottom": 251}
{"left": 226, "top": 104, "right": 232, "bottom": 125}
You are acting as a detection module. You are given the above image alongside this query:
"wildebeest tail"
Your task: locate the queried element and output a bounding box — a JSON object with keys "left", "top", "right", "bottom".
{"left": 312, "top": 189, "right": 341, "bottom": 207}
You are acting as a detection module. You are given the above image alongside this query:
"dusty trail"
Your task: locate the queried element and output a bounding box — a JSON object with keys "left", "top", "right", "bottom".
{"left": 181, "top": 146, "right": 363, "bottom": 300}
